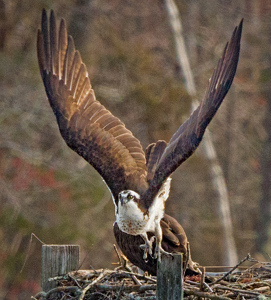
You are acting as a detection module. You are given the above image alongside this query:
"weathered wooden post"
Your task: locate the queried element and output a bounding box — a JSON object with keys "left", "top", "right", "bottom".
{"left": 42, "top": 245, "right": 80, "bottom": 292}
{"left": 157, "top": 253, "right": 183, "bottom": 300}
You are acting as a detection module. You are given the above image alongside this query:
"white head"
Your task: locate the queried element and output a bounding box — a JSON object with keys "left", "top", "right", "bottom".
{"left": 118, "top": 190, "right": 140, "bottom": 206}
{"left": 116, "top": 190, "right": 148, "bottom": 234}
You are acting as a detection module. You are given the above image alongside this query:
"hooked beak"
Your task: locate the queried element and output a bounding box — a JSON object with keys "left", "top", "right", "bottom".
{"left": 120, "top": 198, "right": 128, "bottom": 205}
{"left": 119, "top": 195, "right": 125, "bottom": 205}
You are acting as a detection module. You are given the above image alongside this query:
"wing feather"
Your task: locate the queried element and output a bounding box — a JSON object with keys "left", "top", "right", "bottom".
{"left": 49, "top": 10, "right": 58, "bottom": 76}
{"left": 58, "top": 19, "right": 67, "bottom": 79}
{"left": 145, "top": 141, "right": 167, "bottom": 182}
{"left": 142, "top": 20, "right": 243, "bottom": 207}
{"left": 37, "top": 10, "right": 148, "bottom": 202}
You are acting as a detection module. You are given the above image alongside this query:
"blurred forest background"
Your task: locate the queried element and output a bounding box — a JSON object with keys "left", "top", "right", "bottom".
{"left": 0, "top": 0, "right": 271, "bottom": 298}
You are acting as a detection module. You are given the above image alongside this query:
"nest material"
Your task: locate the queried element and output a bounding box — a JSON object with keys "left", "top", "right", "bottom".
{"left": 33, "top": 256, "right": 271, "bottom": 300}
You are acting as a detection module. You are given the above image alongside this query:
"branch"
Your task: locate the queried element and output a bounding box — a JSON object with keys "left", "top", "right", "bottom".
{"left": 183, "top": 289, "right": 232, "bottom": 300}
{"left": 210, "top": 254, "right": 251, "bottom": 285}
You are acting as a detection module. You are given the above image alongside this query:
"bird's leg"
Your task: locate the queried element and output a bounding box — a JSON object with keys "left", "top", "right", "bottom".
{"left": 139, "top": 233, "right": 154, "bottom": 260}
{"left": 153, "top": 219, "right": 172, "bottom": 262}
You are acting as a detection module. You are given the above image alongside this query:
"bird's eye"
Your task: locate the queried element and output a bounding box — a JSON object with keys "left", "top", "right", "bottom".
{"left": 127, "top": 194, "right": 133, "bottom": 200}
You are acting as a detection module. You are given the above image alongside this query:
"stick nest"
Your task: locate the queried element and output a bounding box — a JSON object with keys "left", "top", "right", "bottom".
{"left": 33, "top": 255, "right": 271, "bottom": 300}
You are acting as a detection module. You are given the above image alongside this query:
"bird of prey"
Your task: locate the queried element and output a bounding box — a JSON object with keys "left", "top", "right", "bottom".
{"left": 114, "top": 213, "right": 198, "bottom": 275}
{"left": 37, "top": 9, "right": 242, "bottom": 261}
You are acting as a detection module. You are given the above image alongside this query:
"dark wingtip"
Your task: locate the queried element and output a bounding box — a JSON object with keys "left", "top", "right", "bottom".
{"left": 237, "top": 18, "right": 243, "bottom": 33}
{"left": 60, "top": 18, "right": 66, "bottom": 30}
{"left": 50, "top": 9, "right": 55, "bottom": 22}
{"left": 41, "top": 8, "right": 48, "bottom": 30}
{"left": 234, "top": 19, "right": 243, "bottom": 44}
{"left": 42, "top": 8, "right": 47, "bottom": 17}
{"left": 239, "top": 18, "right": 244, "bottom": 29}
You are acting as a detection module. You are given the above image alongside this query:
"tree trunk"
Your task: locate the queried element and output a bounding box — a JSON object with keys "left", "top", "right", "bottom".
{"left": 256, "top": 16, "right": 271, "bottom": 255}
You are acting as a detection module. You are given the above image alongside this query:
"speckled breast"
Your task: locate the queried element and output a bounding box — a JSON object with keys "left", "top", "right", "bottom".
{"left": 117, "top": 216, "right": 149, "bottom": 235}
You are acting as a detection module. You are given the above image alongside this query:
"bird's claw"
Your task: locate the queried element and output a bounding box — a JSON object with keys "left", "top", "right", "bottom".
{"left": 154, "top": 245, "right": 173, "bottom": 262}
{"left": 149, "top": 236, "right": 156, "bottom": 244}
{"left": 140, "top": 238, "right": 155, "bottom": 260}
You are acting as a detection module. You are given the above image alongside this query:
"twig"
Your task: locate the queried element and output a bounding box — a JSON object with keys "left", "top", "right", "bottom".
{"left": 114, "top": 269, "right": 143, "bottom": 285}
{"left": 69, "top": 269, "right": 155, "bottom": 284}
{"left": 120, "top": 271, "right": 156, "bottom": 283}
{"left": 200, "top": 267, "right": 205, "bottom": 291}
{"left": 113, "top": 244, "right": 122, "bottom": 266}
{"left": 114, "top": 244, "right": 135, "bottom": 274}
{"left": 89, "top": 265, "right": 98, "bottom": 274}
{"left": 87, "top": 291, "right": 111, "bottom": 299}
{"left": 115, "top": 255, "right": 133, "bottom": 273}
{"left": 204, "top": 282, "right": 214, "bottom": 293}
{"left": 34, "top": 283, "right": 157, "bottom": 299}
{"left": 183, "top": 288, "right": 232, "bottom": 300}
{"left": 33, "top": 286, "right": 80, "bottom": 299}
{"left": 210, "top": 254, "right": 251, "bottom": 285}
{"left": 132, "top": 297, "right": 156, "bottom": 300}
{"left": 130, "top": 273, "right": 142, "bottom": 285}
{"left": 78, "top": 252, "right": 88, "bottom": 270}
{"left": 112, "top": 248, "right": 145, "bottom": 286}
{"left": 213, "top": 284, "right": 263, "bottom": 297}
{"left": 220, "top": 292, "right": 236, "bottom": 298}
{"left": 69, "top": 275, "right": 82, "bottom": 288}
{"left": 183, "top": 242, "right": 190, "bottom": 275}
{"left": 116, "top": 280, "right": 125, "bottom": 300}
{"left": 79, "top": 269, "right": 108, "bottom": 300}
{"left": 48, "top": 275, "right": 69, "bottom": 282}
{"left": 185, "top": 279, "right": 214, "bottom": 293}
{"left": 20, "top": 233, "right": 46, "bottom": 273}
{"left": 92, "top": 283, "right": 156, "bottom": 293}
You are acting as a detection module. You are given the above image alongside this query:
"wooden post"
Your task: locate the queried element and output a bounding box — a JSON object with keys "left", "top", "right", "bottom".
{"left": 41, "top": 244, "right": 80, "bottom": 292}
{"left": 157, "top": 253, "right": 183, "bottom": 300}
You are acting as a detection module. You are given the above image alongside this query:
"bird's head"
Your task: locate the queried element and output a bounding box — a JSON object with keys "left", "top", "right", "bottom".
{"left": 118, "top": 190, "right": 140, "bottom": 206}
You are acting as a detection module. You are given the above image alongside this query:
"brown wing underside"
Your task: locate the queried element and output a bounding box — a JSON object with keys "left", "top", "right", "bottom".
{"left": 142, "top": 20, "right": 243, "bottom": 208}
{"left": 37, "top": 10, "right": 148, "bottom": 202}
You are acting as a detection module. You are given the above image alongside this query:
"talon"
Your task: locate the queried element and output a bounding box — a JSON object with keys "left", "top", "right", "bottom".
{"left": 139, "top": 244, "right": 148, "bottom": 260}
{"left": 153, "top": 246, "right": 160, "bottom": 261}
{"left": 143, "top": 250, "right": 148, "bottom": 260}
{"left": 149, "top": 236, "right": 156, "bottom": 244}
{"left": 139, "top": 233, "right": 156, "bottom": 260}
{"left": 154, "top": 245, "right": 172, "bottom": 262}
{"left": 140, "top": 241, "right": 153, "bottom": 260}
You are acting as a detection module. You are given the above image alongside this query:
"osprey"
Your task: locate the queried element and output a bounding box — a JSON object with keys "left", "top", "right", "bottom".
{"left": 37, "top": 10, "right": 242, "bottom": 261}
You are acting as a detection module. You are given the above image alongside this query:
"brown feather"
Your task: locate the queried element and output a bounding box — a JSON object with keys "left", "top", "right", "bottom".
{"left": 37, "top": 10, "right": 148, "bottom": 202}
{"left": 49, "top": 10, "right": 58, "bottom": 76}
{"left": 145, "top": 140, "right": 167, "bottom": 182}
{"left": 58, "top": 19, "right": 68, "bottom": 79}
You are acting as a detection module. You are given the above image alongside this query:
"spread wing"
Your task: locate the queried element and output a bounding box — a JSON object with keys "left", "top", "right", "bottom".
{"left": 142, "top": 20, "right": 243, "bottom": 207}
{"left": 37, "top": 10, "right": 148, "bottom": 202}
